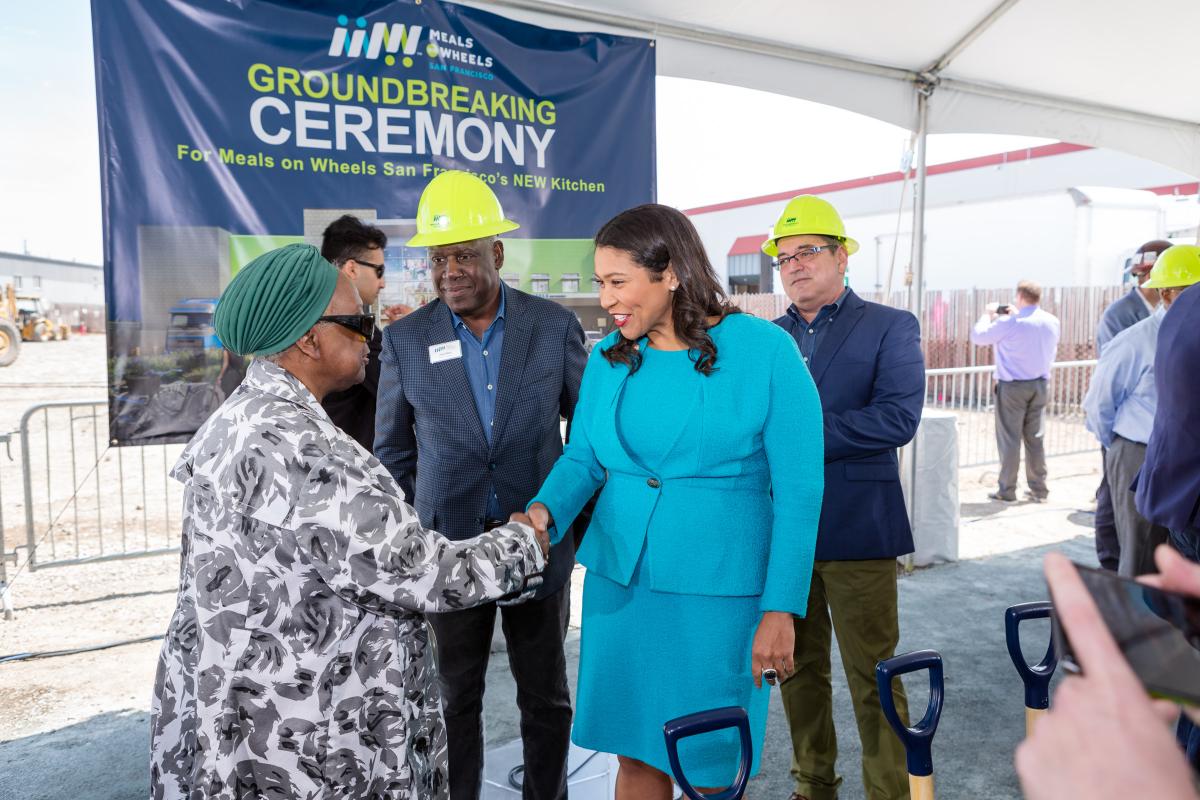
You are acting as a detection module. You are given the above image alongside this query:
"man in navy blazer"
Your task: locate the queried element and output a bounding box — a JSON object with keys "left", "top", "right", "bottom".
{"left": 375, "top": 172, "right": 587, "bottom": 800}
{"left": 766, "top": 196, "right": 925, "bottom": 800}
{"left": 1132, "top": 254, "right": 1200, "bottom": 769}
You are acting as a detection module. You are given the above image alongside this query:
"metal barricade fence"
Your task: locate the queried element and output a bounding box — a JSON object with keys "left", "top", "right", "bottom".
{"left": 0, "top": 363, "right": 1100, "bottom": 614}
{"left": 1, "top": 401, "right": 182, "bottom": 595}
{"left": 924, "top": 360, "right": 1098, "bottom": 467}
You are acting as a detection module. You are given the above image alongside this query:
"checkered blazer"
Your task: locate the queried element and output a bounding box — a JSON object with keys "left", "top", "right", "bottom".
{"left": 375, "top": 286, "right": 587, "bottom": 596}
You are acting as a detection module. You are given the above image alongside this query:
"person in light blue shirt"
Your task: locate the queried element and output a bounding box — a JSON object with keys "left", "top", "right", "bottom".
{"left": 449, "top": 284, "right": 506, "bottom": 520}
{"left": 1083, "top": 306, "right": 1168, "bottom": 576}
{"left": 970, "top": 281, "right": 1062, "bottom": 502}
{"left": 1091, "top": 239, "right": 1168, "bottom": 572}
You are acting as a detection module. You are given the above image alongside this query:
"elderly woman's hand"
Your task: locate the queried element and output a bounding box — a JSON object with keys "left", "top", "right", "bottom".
{"left": 751, "top": 611, "right": 795, "bottom": 689}
{"left": 522, "top": 504, "right": 554, "bottom": 559}
{"left": 508, "top": 511, "right": 549, "bottom": 559}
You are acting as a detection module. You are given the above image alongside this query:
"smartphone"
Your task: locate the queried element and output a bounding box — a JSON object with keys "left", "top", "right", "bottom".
{"left": 995, "top": 304, "right": 1012, "bottom": 315}
{"left": 1051, "top": 563, "right": 1200, "bottom": 705}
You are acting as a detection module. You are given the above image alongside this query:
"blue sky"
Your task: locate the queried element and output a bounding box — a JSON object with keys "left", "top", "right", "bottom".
{"left": 0, "top": 0, "right": 1050, "bottom": 264}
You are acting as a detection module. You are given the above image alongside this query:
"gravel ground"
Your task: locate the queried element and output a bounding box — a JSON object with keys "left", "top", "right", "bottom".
{"left": 0, "top": 334, "right": 108, "bottom": 432}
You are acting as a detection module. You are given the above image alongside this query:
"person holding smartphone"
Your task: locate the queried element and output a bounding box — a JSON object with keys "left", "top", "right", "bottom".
{"left": 1016, "top": 546, "right": 1200, "bottom": 799}
{"left": 970, "top": 282, "right": 1061, "bottom": 503}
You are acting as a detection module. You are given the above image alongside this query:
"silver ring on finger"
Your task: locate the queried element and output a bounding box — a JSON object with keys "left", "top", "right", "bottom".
{"left": 761, "top": 667, "right": 779, "bottom": 686}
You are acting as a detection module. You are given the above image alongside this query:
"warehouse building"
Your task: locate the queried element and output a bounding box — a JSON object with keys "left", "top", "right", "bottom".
{"left": 686, "top": 143, "right": 1200, "bottom": 294}
{"left": 0, "top": 252, "right": 105, "bottom": 332}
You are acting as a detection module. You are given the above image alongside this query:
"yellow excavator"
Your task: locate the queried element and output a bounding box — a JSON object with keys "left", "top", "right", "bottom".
{"left": 0, "top": 284, "right": 70, "bottom": 367}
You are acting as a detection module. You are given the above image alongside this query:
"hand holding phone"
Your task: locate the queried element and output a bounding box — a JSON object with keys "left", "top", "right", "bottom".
{"left": 1015, "top": 553, "right": 1195, "bottom": 800}
{"left": 1053, "top": 562, "right": 1200, "bottom": 704}
{"left": 995, "top": 304, "right": 1012, "bottom": 315}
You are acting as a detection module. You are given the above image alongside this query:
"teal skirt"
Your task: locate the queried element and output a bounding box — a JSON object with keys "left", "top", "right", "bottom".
{"left": 572, "top": 552, "right": 770, "bottom": 787}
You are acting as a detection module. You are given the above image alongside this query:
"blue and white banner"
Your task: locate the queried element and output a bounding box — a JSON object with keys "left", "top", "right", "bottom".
{"left": 92, "top": 0, "right": 655, "bottom": 444}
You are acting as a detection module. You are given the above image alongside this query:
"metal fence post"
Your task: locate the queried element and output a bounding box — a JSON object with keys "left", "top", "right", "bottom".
{"left": 12, "top": 401, "right": 181, "bottom": 574}
{"left": 0, "top": 429, "right": 12, "bottom": 620}
{"left": 20, "top": 403, "right": 38, "bottom": 571}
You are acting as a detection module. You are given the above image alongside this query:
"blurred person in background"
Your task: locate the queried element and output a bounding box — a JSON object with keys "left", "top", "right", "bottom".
{"left": 970, "top": 281, "right": 1061, "bottom": 503}
{"left": 320, "top": 214, "right": 388, "bottom": 450}
{"left": 1084, "top": 245, "right": 1198, "bottom": 576}
{"left": 1091, "top": 239, "right": 1170, "bottom": 571}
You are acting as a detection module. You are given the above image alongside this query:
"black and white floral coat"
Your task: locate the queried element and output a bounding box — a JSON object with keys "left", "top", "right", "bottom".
{"left": 150, "top": 360, "right": 545, "bottom": 799}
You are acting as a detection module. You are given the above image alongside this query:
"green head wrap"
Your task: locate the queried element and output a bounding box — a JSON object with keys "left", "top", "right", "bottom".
{"left": 214, "top": 243, "right": 339, "bottom": 356}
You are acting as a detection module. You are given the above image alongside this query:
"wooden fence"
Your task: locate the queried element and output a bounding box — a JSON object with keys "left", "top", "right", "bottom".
{"left": 730, "top": 285, "right": 1126, "bottom": 370}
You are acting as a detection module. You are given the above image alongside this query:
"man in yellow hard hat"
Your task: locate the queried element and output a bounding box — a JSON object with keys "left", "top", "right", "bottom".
{"left": 375, "top": 170, "right": 587, "bottom": 800}
{"left": 1083, "top": 245, "right": 1200, "bottom": 577}
{"left": 765, "top": 195, "right": 926, "bottom": 800}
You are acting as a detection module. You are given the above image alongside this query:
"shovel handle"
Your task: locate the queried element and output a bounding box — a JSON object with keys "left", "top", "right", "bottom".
{"left": 663, "top": 706, "right": 752, "bottom": 800}
{"left": 1005, "top": 601, "right": 1058, "bottom": 711}
{"left": 876, "top": 650, "right": 944, "bottom": 778}
{"left": 909, "top": 773, "right": 935, "bottom": 800}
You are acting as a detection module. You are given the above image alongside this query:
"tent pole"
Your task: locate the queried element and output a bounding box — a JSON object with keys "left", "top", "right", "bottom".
{"left": 905, "top": 87, "right": 930, "bottom": 554}
{"left": 912, "top": 90, "right": 929, "bottom": 321}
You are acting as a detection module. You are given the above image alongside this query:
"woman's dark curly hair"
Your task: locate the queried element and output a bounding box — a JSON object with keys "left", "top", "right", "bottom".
{"left": 595, "top": 203, "right": 741, "bottom": 376}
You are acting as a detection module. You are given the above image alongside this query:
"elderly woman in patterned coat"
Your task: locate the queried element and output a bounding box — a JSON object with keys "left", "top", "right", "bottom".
{"left": 150, "top": 244, "right": 549, "bottom": 800}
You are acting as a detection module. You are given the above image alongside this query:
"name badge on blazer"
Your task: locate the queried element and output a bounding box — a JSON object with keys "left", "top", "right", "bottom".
{"left": 429, "top": 340, "right": 463, "bottom": 364}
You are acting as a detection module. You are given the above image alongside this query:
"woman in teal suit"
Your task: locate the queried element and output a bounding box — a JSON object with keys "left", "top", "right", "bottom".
{"left": 528, "top": 204, "right": 824, "bottom": 797}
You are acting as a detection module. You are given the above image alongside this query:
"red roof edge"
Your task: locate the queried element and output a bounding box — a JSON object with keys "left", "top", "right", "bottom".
{"left": 727, "top": 235, "right": 765, "bottom": 256}
{"left": 684, "top": 142, "right": 1091, "bottom": 216}
{"left": 1145, "top": 182, "right": 1199, "bottom": 196}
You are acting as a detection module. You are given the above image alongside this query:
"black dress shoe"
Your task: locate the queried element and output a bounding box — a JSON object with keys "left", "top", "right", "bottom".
{"left": 988, "top": 491, "right": 1017, "bottom": 502}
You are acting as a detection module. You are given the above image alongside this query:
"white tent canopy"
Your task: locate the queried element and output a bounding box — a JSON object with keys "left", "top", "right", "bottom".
{"left": 469, "top": 0, "right": 1200, "bottom": 521}
{"left": 475, "top": 0, "right": 1200, "bottom": 321}
{"left": 478, "top": 0, "right": 1200, "bottom": 178}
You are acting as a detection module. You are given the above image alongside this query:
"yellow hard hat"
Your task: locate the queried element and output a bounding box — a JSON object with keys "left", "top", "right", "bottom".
{"left": 406, "top": 170, "right": 520, "bottom": 247}
{"left": 762, "top": 195, "right": 859, "bottom": 257}
{"left": 1142, "top": 244, "right": 1200, "bottom": 289}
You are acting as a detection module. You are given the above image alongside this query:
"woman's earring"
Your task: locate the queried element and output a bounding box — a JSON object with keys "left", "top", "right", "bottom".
{"left": 669, "top": 283, "right": 678, "bottom": 292}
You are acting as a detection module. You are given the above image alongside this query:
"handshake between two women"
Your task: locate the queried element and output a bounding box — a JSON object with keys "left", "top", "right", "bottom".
{"left": 507, "top": 503, "right": 551, "bottom": 559}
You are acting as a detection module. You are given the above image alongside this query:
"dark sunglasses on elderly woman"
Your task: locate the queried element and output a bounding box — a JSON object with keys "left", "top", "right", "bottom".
{"left": 317, "top": 314, "right": 375, "bottom": 340}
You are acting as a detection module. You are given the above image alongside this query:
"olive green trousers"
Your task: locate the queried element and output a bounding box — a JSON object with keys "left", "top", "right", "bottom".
{"left": 781, "top": 558, "right": 910, "bottom": 800}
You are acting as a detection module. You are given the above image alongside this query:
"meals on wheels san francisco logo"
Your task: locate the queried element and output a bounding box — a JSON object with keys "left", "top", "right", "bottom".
{"left": 328, "top": 14, "right": 495, "bottom": 76}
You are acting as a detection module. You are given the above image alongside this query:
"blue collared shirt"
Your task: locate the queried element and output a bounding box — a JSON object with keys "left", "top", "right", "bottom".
{"left": 784, "top": 288, "right": 849, "bottom": 366}
{"left": 970, "top": 305, "right": 1061, "bottom": 381}
{"left": 449, "top": 285, "right": 506, "bottom": 519}
{"left": 1084, "top": 306, "right": 1163, "bottom": 447}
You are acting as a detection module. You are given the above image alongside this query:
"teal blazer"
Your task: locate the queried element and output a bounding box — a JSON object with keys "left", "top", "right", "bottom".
{"left": 531, "top": 313, "right": 824, "bottom": 615}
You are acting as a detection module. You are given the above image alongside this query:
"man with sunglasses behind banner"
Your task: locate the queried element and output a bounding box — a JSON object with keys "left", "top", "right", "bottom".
{"left": 767, "top": 196, "right": 926, "bottom": 800}
{"left": 150, "top": 243, "right": 549, "bottom": 800}
{"left": 319, "top": 214, "right": 389, "bottom": 450}
{"left": 376, "top": 171, "right": 587, "bottom": 800}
